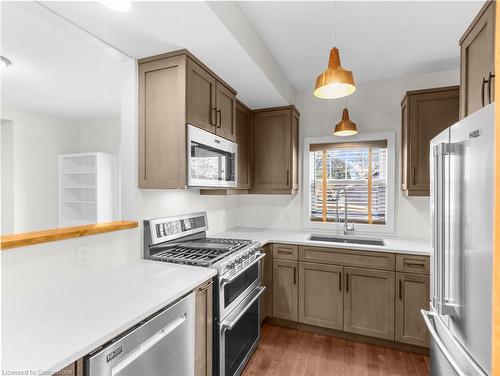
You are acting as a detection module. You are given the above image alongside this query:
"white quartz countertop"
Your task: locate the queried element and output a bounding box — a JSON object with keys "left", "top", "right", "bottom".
{"left": 214, "top": 227, "right": 431, "bottom": 256}
{"left": 1, "top": 260, "right": 216, "bottom": 374}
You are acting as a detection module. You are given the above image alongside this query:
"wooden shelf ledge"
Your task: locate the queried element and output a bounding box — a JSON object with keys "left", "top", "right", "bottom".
{"left": 1, "top": 221, "right": 138, "bottom": 250}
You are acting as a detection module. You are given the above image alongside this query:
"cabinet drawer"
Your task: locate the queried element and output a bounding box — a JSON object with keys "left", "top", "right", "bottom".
{"left": 299, "top": 246, "right": 395, "bottom": 271}
{"left": 273, "top": 244, "right": 299, "bottom": 260}
{"left": 396, "top": 254, "right": 430, "bottom": 275}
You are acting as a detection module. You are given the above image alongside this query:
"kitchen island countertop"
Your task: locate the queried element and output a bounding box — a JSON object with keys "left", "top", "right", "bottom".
{"left": 2, "top": 259, "right": 216, "bottom": 374}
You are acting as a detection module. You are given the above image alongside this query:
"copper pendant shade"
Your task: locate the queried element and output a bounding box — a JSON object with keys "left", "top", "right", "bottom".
{"left": 334, "top": 108, "right": 358, "bottom": 136}
{"left": 314, "top": 47, "right": 355, "bottom": 99}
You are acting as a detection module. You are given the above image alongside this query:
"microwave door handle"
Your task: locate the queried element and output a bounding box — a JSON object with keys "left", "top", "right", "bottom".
{"left": 221, "top": 287, "right": 266, "bottom": 331}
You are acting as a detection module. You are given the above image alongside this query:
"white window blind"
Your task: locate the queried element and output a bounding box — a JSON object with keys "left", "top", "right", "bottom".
{"left": 309, "top": 140, "right": 387, "bottom": 225}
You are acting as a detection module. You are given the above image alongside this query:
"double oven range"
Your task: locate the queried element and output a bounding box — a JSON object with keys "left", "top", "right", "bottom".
{"left": 144, "top": 212, "right": 265, "bottom": 376}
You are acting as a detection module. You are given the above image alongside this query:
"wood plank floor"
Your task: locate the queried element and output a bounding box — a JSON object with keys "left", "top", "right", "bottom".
{"left": 242, "top": 324, "right": 430, "bottom": 376}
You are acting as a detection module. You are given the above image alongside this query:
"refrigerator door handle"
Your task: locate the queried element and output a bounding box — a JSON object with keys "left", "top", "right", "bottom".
{"left": 432, "top": 145, "right": 440, "bottom": 308}
{"left": 435, "top": 143, "right": 457, "bottom": 316}
{"left": 421, "top": 310, "right": 487, "bottom": 376}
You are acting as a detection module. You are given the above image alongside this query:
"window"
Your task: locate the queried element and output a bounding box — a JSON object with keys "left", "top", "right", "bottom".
{"left": 308, "top": 140, "right": 388, "bottom": 225}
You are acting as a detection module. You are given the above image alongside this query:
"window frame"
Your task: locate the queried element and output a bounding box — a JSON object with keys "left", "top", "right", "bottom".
{"left": 302, "top": 132, "right": 396, "bottom": 235}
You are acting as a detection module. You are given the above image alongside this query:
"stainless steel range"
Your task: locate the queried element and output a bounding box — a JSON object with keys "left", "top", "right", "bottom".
{"left": 144, "top": 212, "right": 265, "bottom": 376}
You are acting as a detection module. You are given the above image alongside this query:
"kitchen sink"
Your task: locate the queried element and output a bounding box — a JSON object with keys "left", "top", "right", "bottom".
{"left": 309, "top": 234, "right": 385, "bottom": 246}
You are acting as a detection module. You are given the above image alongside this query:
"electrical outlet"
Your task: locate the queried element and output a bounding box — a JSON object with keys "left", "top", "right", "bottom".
{"left": 76, "top": 244, "right": 90, "bottom": 267}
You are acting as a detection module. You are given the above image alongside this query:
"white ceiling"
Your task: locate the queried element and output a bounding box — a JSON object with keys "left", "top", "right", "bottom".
{"left": 1, "top": 2, "right": 122, "bottom": 122}
{"left": 239, "top": 1, "right": 484, "bottom": 91}
{"left": 1, "top": 1, "right": 485, "bottom": 121}
{"left": 38, "top": 1, "right": 291, "bottom": 108}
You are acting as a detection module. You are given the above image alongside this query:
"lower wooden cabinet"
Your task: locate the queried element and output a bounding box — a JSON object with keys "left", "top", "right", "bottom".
{"left": 195, "top": 280, "right": 213, "bottom": 376}
{"left": 298, "top": 262, "right": 343, "bottom": 330}
{"left": 273, "top": 259, "right": 298, "bottom": 321}
{"left": 343, "top": 267, "right": 395, "bottom": 340}
{"left": 58, "top": 359, "right": 83, "bottom": 376}
{"left": 396, "top": 272, "right": 429, "bottom": 346}
{"left": 268, "top": 245, "right": 430, "bottom": 348}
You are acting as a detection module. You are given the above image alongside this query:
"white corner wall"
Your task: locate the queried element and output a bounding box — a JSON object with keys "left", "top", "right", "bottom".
{"left": 236, "top": 69, "right": 460, "bottom": 242}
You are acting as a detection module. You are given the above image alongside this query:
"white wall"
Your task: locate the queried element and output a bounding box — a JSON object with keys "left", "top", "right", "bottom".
{"left": 1, "top": 105, "right": 81, "bottom": 233}
{"left": 78, "top": 116, "right": 121, "bottom": 155}
{"left": 1, "top": 120, "right": 14, "bottom": 234}
{"left": 236, "top": 69, "right": 460, "bottom": 241}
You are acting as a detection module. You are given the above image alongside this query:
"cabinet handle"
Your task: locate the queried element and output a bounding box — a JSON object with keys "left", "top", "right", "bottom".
{"left": 399, "top": 279, "right": 403, "bottom": 300}
{"left": 286, "top": 170, "right": 290, "bottom": 186}
{"left": 293, "top": 267, "right": 296, "bottom": 285}
{"left": 488, "top": 72, "right": 495, "bottom": 104}
{"left": 405, "top": 262, "right": 425, "bottom": 268}
{"left": 412, "top": 166, "right": 416, "bottom": 186}
{"left": 211, "top": 108, "right": 217, "bottom": 126}
{"left": 216, "top": 109, "right": 222, "bottom": 128}
{"left": 346, "top": 273, "right": 349, "bottom": 292}
{"left": 338, "top": 272, "right": 342, "bottom": 291}
{"left": 481, "top": 77, "right": 488, "bottom": 107}
{"left": 278, "top": 250, "right": 292, "bottom": 255}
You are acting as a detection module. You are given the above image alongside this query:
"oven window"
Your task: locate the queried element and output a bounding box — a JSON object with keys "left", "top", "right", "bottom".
{"left": 224, "top": 263, "right": 259, "bottom": 307}
{"left": 224, "top": 297, "right": 259, "bottom": 376}
{"left": 190, "top": 142, "right": 235, "bottom": 182}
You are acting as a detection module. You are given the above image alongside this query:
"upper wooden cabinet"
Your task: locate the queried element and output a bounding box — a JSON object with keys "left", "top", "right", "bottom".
{"left": 186, "top": 58, "right": 236, "bottom": 141}
{"left": 400, "top": 86, "right": 459, "bottom": 196}
{"left": 459, "top": 0, "right": 496, "bottom": 118}
{"left": 138, "top": 50, "right": 237, "bottom": 189}
{"left": 253, "top": 106, "right": 300, "bottom": 194}
{"left": 186, "top": 58, "right": 217, "bottom": 133}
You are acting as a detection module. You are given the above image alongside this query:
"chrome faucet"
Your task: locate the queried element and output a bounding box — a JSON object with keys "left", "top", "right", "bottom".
{"left": 335, "top": 188, "right": 355, "bottom": 236}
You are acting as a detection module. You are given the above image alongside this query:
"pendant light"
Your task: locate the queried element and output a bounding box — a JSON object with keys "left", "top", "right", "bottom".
{"left": 334, "top": 108, "right": 358, "bottom": 136}
{"left": 314, "top": 2, "right": 355, "bottom": 99}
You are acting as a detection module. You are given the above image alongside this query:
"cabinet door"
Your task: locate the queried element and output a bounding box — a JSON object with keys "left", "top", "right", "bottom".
{"left": 215, "top": 82, "right": 236, "bottom": 141}
{"left": 253, "top": 109, "right": 291, "bottom": 191}
{"left": 195, "top": 280, "right": 213, "bottom": 376}
{"left": 299, "top": 262, "right": 343, "bottom": 330}
{"left": 273, "top": 259, "right": 298, "bottom": 321}
{"left": 187, "top": 58, "right": 217, "bottom": 132}
{"left": 407, "top": 88, "right": 459, "bottom": 195}
{"left": 396, "top": 273, "right": 429, "bottom": 347}
{"left": 400, "top": 98, "right": 409, "bottom": 192}
{"left": 460, "top": 1, "right": 495, "bottom": 118}
{"left": 235, "top": 102, "right": 251, "bottom": 189}
{"left": 291, "top": 111, "right": 299, "bottom": 190}
{"left": 138, "top": 55, "right": 187, "bottom": 188}
{"left": 261, "top": 244, "right": 273, "bottom": 322}
{"left": 344, "top": 267, "right": 395, "bottom": 340}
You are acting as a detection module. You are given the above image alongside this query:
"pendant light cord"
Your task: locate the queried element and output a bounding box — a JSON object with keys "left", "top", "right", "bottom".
{"left": 333, "top": 0, "right": 336, "bottom": 47}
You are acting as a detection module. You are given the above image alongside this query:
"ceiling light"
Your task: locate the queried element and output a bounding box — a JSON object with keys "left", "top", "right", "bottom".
{"left": 314, "top": 47, "right": 355, "bottom": 99}
{"left": 334, "top": 108, "right": 358, "bottom": 136}
{"left": 101, "top": 0, "right": 131, "bottom": 12}
{"left": 0, "top": 56, "right": 12, "bottom": 69}
{"left": 314, "top": 2, "right": 356, "bottom": 99}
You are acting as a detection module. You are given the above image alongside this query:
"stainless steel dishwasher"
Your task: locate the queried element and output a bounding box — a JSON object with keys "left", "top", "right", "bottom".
{"left": 86, "top": 292, "right": 195, "bottom": 376}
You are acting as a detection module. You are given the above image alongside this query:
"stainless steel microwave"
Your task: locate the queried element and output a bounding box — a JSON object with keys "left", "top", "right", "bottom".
{"left": 187, "top": 124, "right": 237, "bottom": 188}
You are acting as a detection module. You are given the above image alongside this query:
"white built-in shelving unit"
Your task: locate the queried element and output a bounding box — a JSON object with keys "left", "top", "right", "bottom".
{"left": 59, "top": 152, "right": 118, "bottom": 227}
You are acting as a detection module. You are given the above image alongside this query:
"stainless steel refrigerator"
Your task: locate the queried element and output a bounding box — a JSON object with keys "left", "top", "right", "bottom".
{"left": 423, "top": 103, "right": 495, "bottom": 376}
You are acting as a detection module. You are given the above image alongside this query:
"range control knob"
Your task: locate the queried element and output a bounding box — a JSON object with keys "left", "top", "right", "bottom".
{"left": 226, "top": 261, "right": 235, "bottom": 270}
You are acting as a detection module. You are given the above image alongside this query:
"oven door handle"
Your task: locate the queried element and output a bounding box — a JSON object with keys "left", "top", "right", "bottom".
{"left": 221, "top": 286, "right": 266, "bottom": 332}
{"left": 220, "top": 253, "right": 265, "bottom": 285}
